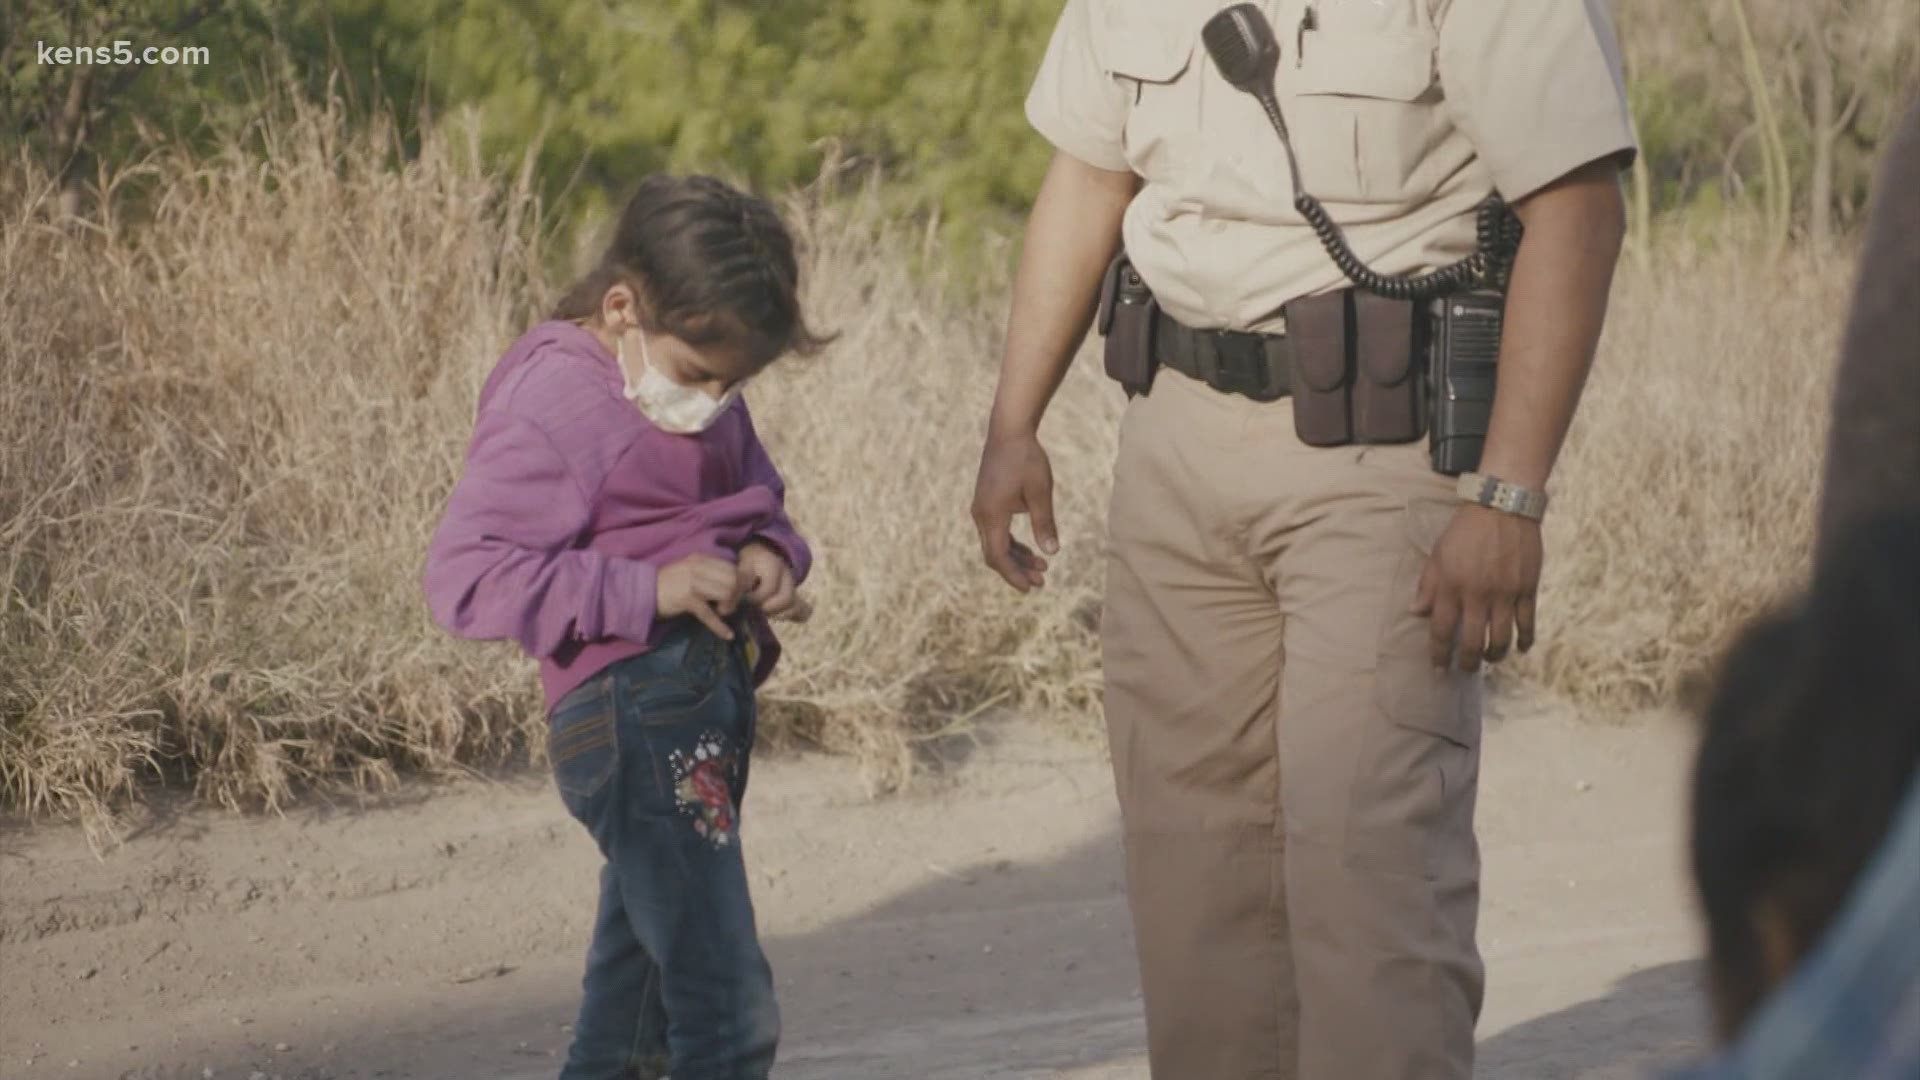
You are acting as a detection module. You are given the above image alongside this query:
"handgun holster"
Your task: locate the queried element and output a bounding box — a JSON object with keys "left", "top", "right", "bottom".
{"left": 1099, "top": 254, "right": 1158, "bottom": 398}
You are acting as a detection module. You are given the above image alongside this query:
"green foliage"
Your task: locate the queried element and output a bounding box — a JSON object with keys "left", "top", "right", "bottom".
{"left": 271, "top": 0, "right": 1062, "bottom": 239}
{"left": 1613, "top": 0, "right": 1919, "bottom": 238}
{"left": 5, "top": 0, "right": 1914, "bottom": 249}
{"left": 2, "top": 0, "right": 1063, "bottom": 230}
{"left": 2, "top": 1, "right": 284, "bottom": 181}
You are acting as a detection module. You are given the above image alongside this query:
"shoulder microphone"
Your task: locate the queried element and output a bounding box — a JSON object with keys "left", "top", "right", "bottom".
{"left": 1200, "top": 3, "right": 1521, "bottom": 301}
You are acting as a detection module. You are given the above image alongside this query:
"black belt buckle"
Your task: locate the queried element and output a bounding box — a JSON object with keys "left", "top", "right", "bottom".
{"left": 1211, "top": 330, "right": 1281, "bottom": 401}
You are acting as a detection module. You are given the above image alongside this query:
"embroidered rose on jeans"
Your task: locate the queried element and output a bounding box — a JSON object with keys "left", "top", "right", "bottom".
{"left": 669, "top": 733, "right": 739, "bottom": 847}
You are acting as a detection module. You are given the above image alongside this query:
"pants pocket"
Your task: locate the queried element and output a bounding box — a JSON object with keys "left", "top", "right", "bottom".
{"left": 1349, "top": 497, "right": 1483, "bottom": 879}
{"left": 549, "top": 681, "right": 618, "bottom": 805}
{"left": 1378, "top": 497, "right": 1482, "bottom": 741}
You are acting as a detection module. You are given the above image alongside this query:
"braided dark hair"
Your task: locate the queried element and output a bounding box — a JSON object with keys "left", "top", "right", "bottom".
{"left": 553, "top": 174, "right": 834, "bottom": 365}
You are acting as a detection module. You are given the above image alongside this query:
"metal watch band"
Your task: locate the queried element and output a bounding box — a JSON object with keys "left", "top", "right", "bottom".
{"left": 1456, "top": 472, "right": 1549, "bottom": 521}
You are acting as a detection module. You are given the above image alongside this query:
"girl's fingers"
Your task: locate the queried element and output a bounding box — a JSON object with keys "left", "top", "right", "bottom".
{"left": 699, "top": 563, "right": 744, "bottom": 596}
{"left": 686, "top": 598, "right": 734, "bottom": 640}
{"left": 762, "top": 574, "right": 797, "bottom": 614}
{"left": 693, "top": 568, "right": 744, "bottom": 614}
{"left": 751, "top": 567, "right": 784, "bottom": 605}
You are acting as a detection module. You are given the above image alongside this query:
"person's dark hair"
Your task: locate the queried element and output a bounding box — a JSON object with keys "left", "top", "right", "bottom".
{"left": 1691, "top": 510, "right": 1920, "bottom": 1040}
{"left": 552, "top": 174, "right": 833, "bottom": 366}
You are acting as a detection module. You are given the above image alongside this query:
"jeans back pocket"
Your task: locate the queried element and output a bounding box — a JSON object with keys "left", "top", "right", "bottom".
{"left": 548, "top": 679, "right": 618, "bottom": 803}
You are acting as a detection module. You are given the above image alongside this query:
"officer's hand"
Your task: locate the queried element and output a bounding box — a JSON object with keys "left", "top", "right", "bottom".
{"left": 971, "top": 430, "right": 1058, "bottom": 593}
{"left": 1411, "top": 505, "right": 1543, "bottom": 672}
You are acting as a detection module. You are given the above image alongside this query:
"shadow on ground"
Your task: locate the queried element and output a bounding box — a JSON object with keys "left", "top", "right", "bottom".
{"left": 144, "top": 838, "right": 1719, "bottom": 1080}
{"left": 86, "top": 705, "right": 1712, "bottom": 1080}
{"left": 1479, "top": 960, "right": 1714, "bottom": 1080}
{"left": 762, "top": 828, "right": 1144, "bottom": 1079}
{"left": 114, "top": 826, "right": 1143, "bottom": 1080}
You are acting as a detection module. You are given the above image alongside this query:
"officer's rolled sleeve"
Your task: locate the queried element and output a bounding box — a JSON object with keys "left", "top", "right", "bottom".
{"left": 1025, "top": 0, "right": 1133, "bottom": 174}
{"left": 1437, "top": 0, "right": 1639, "bottom": 202}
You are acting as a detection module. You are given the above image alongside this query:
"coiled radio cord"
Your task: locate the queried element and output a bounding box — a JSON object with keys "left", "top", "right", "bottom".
{"left": 1255, "top": 71, "right": 1523, "bottom": 301}
{"left": 1294, "top": 190, "right": 1522, "bottom": 301}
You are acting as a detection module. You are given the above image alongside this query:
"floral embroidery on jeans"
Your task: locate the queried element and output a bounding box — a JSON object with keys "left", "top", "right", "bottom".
{"left": 669, "top": 732, "right": 739, "bottom": 847}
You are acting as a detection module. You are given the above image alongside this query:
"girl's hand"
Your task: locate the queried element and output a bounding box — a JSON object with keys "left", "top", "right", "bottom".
{"left": 657, "top": 553, "right": 746, "bottom": 640}
{"left": 737, "top": 541, "right": 800, "bottom": 618}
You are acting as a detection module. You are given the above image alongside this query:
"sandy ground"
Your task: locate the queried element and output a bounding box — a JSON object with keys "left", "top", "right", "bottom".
{"left": 1, "top": 693, "right": 1714, "bottom": 1080}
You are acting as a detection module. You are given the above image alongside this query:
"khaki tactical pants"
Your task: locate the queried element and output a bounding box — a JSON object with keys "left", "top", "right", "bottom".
{"left": 1102, "top": 368, "right": 1485, "bottom": 1080}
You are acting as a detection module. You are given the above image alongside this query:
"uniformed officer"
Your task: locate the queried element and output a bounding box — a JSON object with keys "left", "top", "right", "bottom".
{"left": 970, "top": 2, "right": 1639, "bottom": 1077}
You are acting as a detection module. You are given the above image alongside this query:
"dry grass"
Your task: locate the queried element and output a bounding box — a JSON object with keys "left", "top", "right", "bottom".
{"left": 0, "top": 102, "right": 1847, "bottom": 827}
{"left": 1514, "top": 237, "right": 1845, "bottom": 707}
{"left": 1, "top": 102, "right": 553, "bottom": 834}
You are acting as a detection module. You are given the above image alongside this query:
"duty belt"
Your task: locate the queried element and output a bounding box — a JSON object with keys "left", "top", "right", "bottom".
{"left": 1151, "top": 316, "right": 1293, "bottom": 402}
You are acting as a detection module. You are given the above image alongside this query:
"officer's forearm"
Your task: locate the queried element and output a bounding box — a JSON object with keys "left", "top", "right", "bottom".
{"left": 1477, "top": 160, "right": 1628, "bottom": 492}
{"left": 988, "top": 152, "right": 1140, "bottom": 441}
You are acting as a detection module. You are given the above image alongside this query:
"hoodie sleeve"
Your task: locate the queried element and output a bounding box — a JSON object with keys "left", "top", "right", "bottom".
{"left": 737, "top": 403, "right": 813, "bottom": 585}
{"left": 423, "top": 410, "right": 657, "bottom": 655}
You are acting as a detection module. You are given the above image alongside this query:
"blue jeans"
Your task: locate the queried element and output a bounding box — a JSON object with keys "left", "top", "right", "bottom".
{"left": 549, "top": 623, "right": 779, "bottom": 1080}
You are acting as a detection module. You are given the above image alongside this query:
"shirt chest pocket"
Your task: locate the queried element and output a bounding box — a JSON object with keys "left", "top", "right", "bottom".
{"left": 1285, "top": 30, "right": 1445, "bottom": 204}
{"left": 1096, "top": 9, "right": 1201, "bottom": 183}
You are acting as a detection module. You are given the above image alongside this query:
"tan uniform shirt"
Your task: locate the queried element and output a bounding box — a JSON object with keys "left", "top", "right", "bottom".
{"left": 1027, "top": 0, "right": 1639, "bottom": 332}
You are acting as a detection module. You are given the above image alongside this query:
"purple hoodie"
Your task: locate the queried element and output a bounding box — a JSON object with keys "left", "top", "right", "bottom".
{"left": 423, "top": 320, "right": 811, "bottom": 713}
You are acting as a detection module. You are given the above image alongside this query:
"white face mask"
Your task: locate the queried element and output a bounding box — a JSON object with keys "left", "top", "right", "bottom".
{"left": 616, "top": 326, "right": 741, "bottom": 435}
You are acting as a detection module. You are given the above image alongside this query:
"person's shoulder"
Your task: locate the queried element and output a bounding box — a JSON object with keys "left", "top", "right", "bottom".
{"left": 484, "top": 321, "right": 625, "bottom": 429}
{"left": 477, "top": 322, "right": 640, "bottom": 490}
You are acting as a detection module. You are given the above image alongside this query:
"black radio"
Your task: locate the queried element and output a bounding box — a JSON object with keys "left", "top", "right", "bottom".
{"left": 1427, "top": 290, "right": 1505, "bottom": 476}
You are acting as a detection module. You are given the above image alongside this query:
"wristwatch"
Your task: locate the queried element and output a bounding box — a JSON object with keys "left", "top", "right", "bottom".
{"left": 1456, "top": 472, "right": 1549, "bottom": 522}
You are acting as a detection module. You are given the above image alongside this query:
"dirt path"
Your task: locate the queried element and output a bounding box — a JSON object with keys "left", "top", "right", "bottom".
{"left": 1, "top": 695, "right": 1711, "bottom": 1080}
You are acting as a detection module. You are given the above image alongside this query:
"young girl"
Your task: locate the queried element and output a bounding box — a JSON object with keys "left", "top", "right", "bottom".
{"left": 423, "top": 174, "right": 829, "bottom": 1080}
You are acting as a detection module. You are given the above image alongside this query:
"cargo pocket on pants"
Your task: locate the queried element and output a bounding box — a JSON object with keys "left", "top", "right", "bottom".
{"left": 1351, "top": 496, "right": 1482, "bottom": 879}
